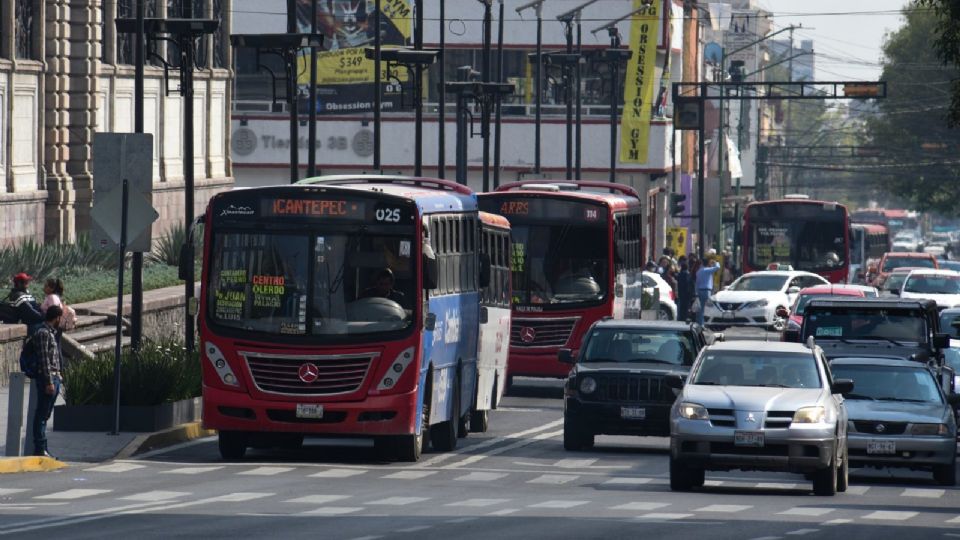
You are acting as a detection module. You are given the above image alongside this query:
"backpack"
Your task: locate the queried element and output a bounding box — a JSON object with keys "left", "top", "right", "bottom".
{"left": 19, "top": 332, "right": 41, "bottom": 379}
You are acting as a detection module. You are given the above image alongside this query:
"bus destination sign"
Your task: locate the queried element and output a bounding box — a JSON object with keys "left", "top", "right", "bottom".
{"left": 483, "top": 197, "right": 607, "bottom": 222}
{"left": 262, "top": 198, "right": 366, "bottom": 219}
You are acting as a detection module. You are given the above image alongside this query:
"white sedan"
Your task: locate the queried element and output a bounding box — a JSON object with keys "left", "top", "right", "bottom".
{"left": 703, "top": 270, "right": 829, "bottom": 329}
{"left": 899, "top": 269, "right": 960, "bottom": 309}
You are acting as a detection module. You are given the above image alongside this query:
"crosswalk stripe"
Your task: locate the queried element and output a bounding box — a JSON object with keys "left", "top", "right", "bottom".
{"left": 209, "top": 492, "right": 274, "bottom": 502}
{"left": 0, "top": 489, "right": 29, "bottom": 496}
{"left": 554, "top": 458, "right": 597, "bottom": 469}
{"left": 382, "top": 471, "right": 437, "bottom": 480}
{"left": 302, "top": 507, "right": 364, "bottom": 516}
{"left": 366, "top": 496, "right": 430, "bottom": 506}
{"left": 454, "top": 472, "right": 508, "bottom": 482}
{"left": 822, "top": 519, "right": 853, "bottom": 526}
{"left": 603, "top": 477, "right": 651, "bottom": 486}
{"left": 637, "top": 513, "right": 694, "bottom": 520}
{"left": 703, "top": 480, "right": 724, "bottom": 487}
{"left": 528, "top": 500, "right": 589, "bottom": 509}
{"left": 946, "top": 516, "right": 960, "bottom": 524}
{"left": 84, "top": 463, "right": 146, "bottom": 473}
{"left": 309, "top": 468, "right": 367, "bottom": 478}
{"left": 238, "top": 467, "right": 295, "bottom": 476}
{"left": 161, "top": 466, "right": 223, "bottom": 475}
{"left": 901, "top": 488, "right": 944, "bottom": 498}
{"left": 397, "top": 526, "right": 432, "bottom": 533}
{"left": 34, "top": 489, "right": 112, "bottom": 500}
{"left": 786, "top": 530, "right": 820, "bottom": 536}
{"left": 611, "top": 502, "right": 670, "bottom": 511}
{"left": 487, "top": 509, "right": 520, "bottom": 516}
{"left": 528, "top": 474, "right": 579, "bottom": 485}
{"left": 844, "top": 486, "right": 869, "bottom": 495}
{"left": 863, "top": 511, "right": 918, "bottom": 521}
{"left": 446, "top": 498, "right": 511, "bottom": 508}
{"left": 755, "top": 483, "right": 798, "bottom": 490}
{"left": 285, "top": 495, "right": 351, "bottom": 504}
{"left": 119, "top": 491, "right": 190, "bottom": 502}
{"left": 696, "top": 504, "right": 752, "bottom": 513}
{"left": 778, "top": 507, "right": 834, "bottom": 517}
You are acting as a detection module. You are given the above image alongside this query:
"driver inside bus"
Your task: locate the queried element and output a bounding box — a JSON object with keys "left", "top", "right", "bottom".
{"left": 825, "top": 251, "right": 840, "bottom": 268}
{"left": 362, "top": 268, "right": 405, "bottom": 304}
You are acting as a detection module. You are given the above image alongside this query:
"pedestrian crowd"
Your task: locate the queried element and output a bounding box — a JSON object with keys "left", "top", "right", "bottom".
{"left": 647, "top": 247, "right": 737, "bottom": 325}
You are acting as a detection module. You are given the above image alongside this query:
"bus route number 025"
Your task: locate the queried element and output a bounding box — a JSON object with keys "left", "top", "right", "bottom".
{"left": 376, "top": 207, "right": 402, "bottom": 223}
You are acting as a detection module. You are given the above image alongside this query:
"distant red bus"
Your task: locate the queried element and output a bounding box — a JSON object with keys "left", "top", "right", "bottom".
{"left": 742, "top": 198, "right": 851, "bottom": 283}
{"left": 478, "top": 181, "right": 642, "bottom": 381}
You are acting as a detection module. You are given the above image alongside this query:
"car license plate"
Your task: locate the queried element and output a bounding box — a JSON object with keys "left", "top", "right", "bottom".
{"left": 734, "top": 431, "right": 764, "bottom": 447}
{"left": 867, "top": 440, "right": 896, "bottom": 455}
{"left": 621, "top": 407, "right": 646, "bottom": 420}
{"left": 722, "top": 311, "right": 735, "bottom": 320}
{"left": 295, "top": 404, "right": 324, "bottom": 419}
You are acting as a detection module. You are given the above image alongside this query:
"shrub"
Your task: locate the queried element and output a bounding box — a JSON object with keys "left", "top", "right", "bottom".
{"left": 63, "top": 337, "right": 201, "bottom": 407}
{"left": 0, "top": 236, "right": 119, "bottom": 281}
{"left": 147, "top": 222, "right": 203, "bottom": 267}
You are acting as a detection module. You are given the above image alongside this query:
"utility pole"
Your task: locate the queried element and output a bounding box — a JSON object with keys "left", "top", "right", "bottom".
{"left": 438, "top": 0, "right": 446, "bottom": 178}
{"left": 493, "top": 0, "right": 505, "bottom": 189}
{"left": 563, "top": 21, "right": 574, "bottom": 180}
{"left": 286, "top": 0, "right": 299, "bottom": 183}
{"left": 516, "top": 0, "right": 547, "bottom": 175}
{"left": 373, "top": 0, "right": 382, "bottom": 171}
{"left": 481, "top": 0, "right": 493, "bottom": 192}
{"left": 130, "top": 0, "right": 145, "bottom": 352}
{"left": 308, "top": 0, "right": 318, "bottom": 177}
{"left": 414, "top": 0, "right": 424, "bottom": 176}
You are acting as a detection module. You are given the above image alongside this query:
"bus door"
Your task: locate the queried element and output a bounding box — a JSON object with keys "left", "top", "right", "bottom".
{"left": 474, "top": 224, "right": 511, "bottom": 431}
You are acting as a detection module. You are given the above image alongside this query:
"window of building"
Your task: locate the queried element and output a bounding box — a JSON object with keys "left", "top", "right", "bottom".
{"left": 15, "top": 0, "right": 35, "bottom": 60}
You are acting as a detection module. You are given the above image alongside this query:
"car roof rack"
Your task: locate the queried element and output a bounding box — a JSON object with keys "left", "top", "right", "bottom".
{"left": 494, "top": 179, "right": 640, "bottom": 199}
{"left": 298, "top": 175, "right": 474, "bottom": 196}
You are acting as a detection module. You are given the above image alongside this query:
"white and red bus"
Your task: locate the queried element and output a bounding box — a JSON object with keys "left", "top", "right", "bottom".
{"left": 198, "top": 176, "right": 509, "bottom": 462}
{"left": 850, "top": 223, "right": 890, "bottom": 284}
{"left": 742, "top": 198, "right": 851, "bottom": 283}
{"left": 478, "top": 181, "right": 643, "bottom": 382}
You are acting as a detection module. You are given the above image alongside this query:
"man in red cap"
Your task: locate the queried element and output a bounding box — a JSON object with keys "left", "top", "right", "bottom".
{"left": 0, "top": 272, "right": 43, "bottom": 326}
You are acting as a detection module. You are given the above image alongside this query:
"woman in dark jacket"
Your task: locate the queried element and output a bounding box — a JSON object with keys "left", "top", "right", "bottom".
{"left": 676, "top": 262, "right": 692, "bottom": 321}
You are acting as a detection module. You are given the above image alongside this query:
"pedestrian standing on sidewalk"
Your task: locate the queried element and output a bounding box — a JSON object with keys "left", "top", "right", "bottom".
{"left": 0, "top": 273, "right": 43, "bottom": 327}
{"left": 677, "top": 261, "right": 692, "bottom": 321}
{"left": 695, "top": 255, "right": 722, "bottom": 327}
{"left": 33, "top": 305, "right": 63, "bottom": 458}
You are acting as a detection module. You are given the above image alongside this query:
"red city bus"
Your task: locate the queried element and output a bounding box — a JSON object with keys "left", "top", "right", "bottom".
{"left": 478, "top": 181, "right": 643, "bottom": 381}
{"left": 742, "top": 198, "right": 851, "bottom": 283}
{"left": 198, "top": 176, "right": 507, "bottom": 462}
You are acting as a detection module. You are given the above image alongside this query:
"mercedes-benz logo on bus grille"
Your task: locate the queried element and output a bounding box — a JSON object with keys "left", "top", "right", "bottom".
{"left": 520, "top": 327, "right": 537, "bottom": 344}
{"left": 875, "top": 423, "right": 887, "bottom": 433}
{"left": 298, "top": 363, "right": 320, "bottom": 384}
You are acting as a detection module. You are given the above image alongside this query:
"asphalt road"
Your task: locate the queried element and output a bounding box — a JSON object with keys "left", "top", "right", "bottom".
{"left": 1, "top": 327, "right": 957, "bottom": 539}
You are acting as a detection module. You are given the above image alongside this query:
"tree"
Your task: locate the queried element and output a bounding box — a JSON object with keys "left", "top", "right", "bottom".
{"left": 917, "top": 0, "right": 960, "bottom": 126}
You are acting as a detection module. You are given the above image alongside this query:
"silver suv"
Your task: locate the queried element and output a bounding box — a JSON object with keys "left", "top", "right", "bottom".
{"left": 667, "top": 341, "right": 854, "bottom": 496}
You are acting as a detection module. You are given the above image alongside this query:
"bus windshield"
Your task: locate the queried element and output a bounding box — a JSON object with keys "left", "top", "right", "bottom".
{"left": 208, "top": 229, "right": 416, "bottom": 339}
{"left": 747, "top": 203, "right": 847, "bottom": 273}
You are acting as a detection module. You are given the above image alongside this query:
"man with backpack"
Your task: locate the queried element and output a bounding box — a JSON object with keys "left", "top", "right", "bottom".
{"left": 0, "top": 273, "right": 43, "bottom": 326}
{"left": 31, "top": 305, "right": 63, "bottom": 458}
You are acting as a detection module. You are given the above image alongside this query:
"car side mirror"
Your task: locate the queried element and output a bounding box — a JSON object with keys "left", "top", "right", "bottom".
{"left": 558, "top": 348, "right": 575, "bottom": 364}
{"left": 934, "top": 333, "right": 950, "bottom": 349}
{"left": 713, "top": 332, "right": 725, "bottom": 343}
{"left": 947, "top": 393, "right": 960, "bottom": 406}
{"left": 665, "top": 374, "right": 685, "bottom": 389}
{"left": 787, "top": 286, "right": 801, "bottom": 295}
{"left": 831, "top": 379, "right": 855, "bottom": 395}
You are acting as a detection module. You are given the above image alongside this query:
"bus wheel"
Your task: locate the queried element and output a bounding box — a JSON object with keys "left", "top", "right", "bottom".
{"left": 394, "top": 384, "right": 431, "bottom": 462}
{"left": 218, "top": 431, "right": 247, "bottom": 461}
{"left": 470, "top": 409, "right": 489, "bottom": 433}
{"left": 431, "top": 374, "right": 460, "bottom": 452}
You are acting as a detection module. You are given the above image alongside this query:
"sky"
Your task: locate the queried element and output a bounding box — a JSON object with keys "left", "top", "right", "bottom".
{"left": 756, "top": 0, "right": 911, "bottom": 81}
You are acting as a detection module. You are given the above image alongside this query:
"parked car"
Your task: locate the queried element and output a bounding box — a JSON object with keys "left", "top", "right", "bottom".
{"left": 782, "top": 285, "right": 869, "bottom": 342}
{"left": 899, "top": 269, "right": 960, "bottom": 309}
{"left": 829, "top": 357, "right": 958, "bottom": 485}
{"left": 667, "top": 340, "right": 853, "bottom": 495}
{"left": 704, "top": 271, "right": 829, "bottom": 330}
{"left": 561, "top": 320, "right": 716, "bottom": 450}
{"left": 871, "top": 252, "right": 939, "bottom": 288}
{"left": 641, "top": 271, "right": 678, "bottom": 321}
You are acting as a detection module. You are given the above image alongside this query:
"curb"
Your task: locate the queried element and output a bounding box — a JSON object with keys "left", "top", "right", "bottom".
{"left": 115, "top": 422, "right": 216, "bottom": 459}
{"left": 0, "top": 456, "right": 68, "bottom": 474}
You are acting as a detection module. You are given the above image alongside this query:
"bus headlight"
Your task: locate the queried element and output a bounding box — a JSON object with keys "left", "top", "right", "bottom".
{"left": 205, "top": 341, "right": 239, "bottom": 387}
{"left": 378, "top": 347, "right": 415, "bottom": 391}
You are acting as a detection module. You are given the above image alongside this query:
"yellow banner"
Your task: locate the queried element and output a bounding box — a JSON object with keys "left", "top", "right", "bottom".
{"left": 666, "top": 226, "right": 688, "bottom": 256}
{"left": 619, "top": 0, "right": 661, "bottom": 164}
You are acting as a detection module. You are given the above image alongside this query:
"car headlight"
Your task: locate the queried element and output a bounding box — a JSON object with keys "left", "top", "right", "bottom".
{"left": 910, "top": 423, "right": 949, "bottom": 436}
{"left": 678, "top": 402, "right": 709, "bottom": 420}
{"left": 579, "top": 376, "right": 597, "bottom": 394}
{"left": 743, "top": 299, "right": 769, "bottom": 309}
{"left": 792, "top": 406, "right": 826, "bottom": 424}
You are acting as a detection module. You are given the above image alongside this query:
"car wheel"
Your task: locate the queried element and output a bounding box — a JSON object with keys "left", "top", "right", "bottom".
{"left": 669, "top": 454, "right": 703, "bottom": 491}
{"left": 563, "top": 416, "right": 593, "bottom": 451}
{"left": 812, "top": 446, "right": 838, "bottom": 496}
{"left": 217, "top": 431, "right": 247, "bottom": 461}
{"left": 837, "top": 449, "right": 849, "bottom": 493}
{"left": 933, "top": 455, "right": 957, "bottom": 486}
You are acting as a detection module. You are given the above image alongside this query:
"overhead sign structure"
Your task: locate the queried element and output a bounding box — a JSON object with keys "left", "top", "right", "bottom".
{"left": 91, "top": 133, "right": 157, "bottom": 253}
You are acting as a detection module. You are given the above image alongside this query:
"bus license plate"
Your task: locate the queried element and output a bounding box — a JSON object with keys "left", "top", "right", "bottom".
{"left": 296, "top": 404, "right": 324, "bottom": 419}
{"left": 621, "top": 407, "right": 646, "bottom": 420}
{"left": 734, "top": 431, "right": 764, "bottom": 447}
{"left": 867, "top": 440, "right": 896, "bottom": 455}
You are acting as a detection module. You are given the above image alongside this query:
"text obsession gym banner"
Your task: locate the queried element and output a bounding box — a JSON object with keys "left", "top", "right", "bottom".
{"left": 296, "top": 0, "right": 413, "bottom": 114}
{"left": 619, "top": 0, "right": 661, "bottom": 164}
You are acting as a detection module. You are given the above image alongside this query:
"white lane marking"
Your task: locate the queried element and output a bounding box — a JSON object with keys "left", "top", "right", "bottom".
{"left": 703, "top": 480, "right": 724, "bottom": 487}
{"left": 238, "top": 466, "right": 295, "bottom": 476}
{"left": 611, "top": 502, "right": 670, "bottom": 511}
{"left": 487, "top": 509, "right": 520, "bottom": 516}
{"left": 119, "top": 491, "right": 190, "bottom": 502}
{"left": 446, "top": 498, "right": 511, "bottom": 508}
{"left": 349, "top": 536, "right": 383, "bottom": 540}
{"left": 947, "top": 516, "right": 960, "bottom": 524}
{"left": 285, "top": 495, "right": 351, "bottom": 504}
{"left": 302, "top": 507, "right": 364, "bottom": 516}
{"left": 554, "top": 458, "right": 596, "bottom": 469}
{"left": 397, "top": 525, "right": 433, "bottom": 533}
{"left": 442, "top": 429, "right": 563, "bottom": 469}
{"left": 383, "top": 471, "right": 437, "bottom": 480}
{"left": 496, "top": 407, "right": 546, "bottom": 412}
{"left": 0, "top": 507, "right": 34, "bottom": 511}
{"left": 34, "top": 489, "right": 112, "bottom": 500}
{"left": 528, "top": 474, "right": 579, "bottom": 485}
{"left": 863, "top": 511, "right": 918, "bottom": 521}
{"left": 755, "top": 483, "right": 798, "bottom": 490}
{"left": 778, "top": 508, "right": 834, "bottom": 517}
{"left": 366, "top": 496, "right": 430, "bottom": 506}
{"left": 637, "top": 513, "right": 694, "bottom": 520}
{"left": 0, "top": 501, "right": 175, "bottom": 535}
{"left": 696, "top": 504, "right": 752, "bottom": 513}
{"left": 454, "top": 472, "right": 508, "bottom": 482}
{"left": 901, "top": 488, "right": 944, "bottom": 498}
{"left": 603, "top": 477, "right": 651, "bottom": 486}
{"left": 748, "top": 537, "right": 782, "bottom": 540}
{"left": 0, "top": 489, "right": 28, "bottom": 497}
{"left": 132, "top": 436, "right": 216, "bottom": 459}
{"left": 446, "top": 517, "right": 478, "bottom": 524}
{"left": 822, "top": 519, "right": 852, "bottom": 526}
{"left": 416, "top": 419, "right": 564, "bottom": 468}
{"left": 845, "top": 486, "right": 870, "bottom": 495}
{"left": 786, "top": 530, "right": 819, "bottom": 536}
{"left": 309, "top": 468, "right": 367, "bottom": 478}
{"left": 209, "top": 492, "right": 275, "bottom": 502}
{"left": 528, "top": 500, "right": 589, "bottom": 509}
{"left": 84, "top": 463, "right": 146, "bottom": 473}
{"left": 512, "top": 460, "right": 630, "bottom": 470}
{"left": 160, "top": 466, "right": 223, "bottom": 475}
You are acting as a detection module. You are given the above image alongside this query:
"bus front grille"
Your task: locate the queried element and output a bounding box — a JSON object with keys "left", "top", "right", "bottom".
{"left": 243, "top": 352, "right": 375, "bottom": 396}
{"left": 510, "top": 317, "right": 580, "bottom": 348}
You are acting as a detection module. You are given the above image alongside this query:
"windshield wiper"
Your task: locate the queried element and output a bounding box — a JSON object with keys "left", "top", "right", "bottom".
{"left": 628, "top": 358, "right": 679, "bottom": 365}
{"left": 855, "top": 336, "right": 915, "bottom": 346}
{"left": 843, "top": 393, "right": 877, "bottom": 401}
{"left": 692, "top": 381, "right": 718, "bottom": 385}
{"left": 583, "top": 358, "right": 617, "bottom": 363}
{"left": 875, "top": 397, "right": 929, "bottom": 403}
{"left": 751, "top": 384, "right": 791, "bottom": 388}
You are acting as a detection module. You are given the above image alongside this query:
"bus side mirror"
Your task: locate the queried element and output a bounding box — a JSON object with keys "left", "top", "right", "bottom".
{"left": 934, "top": 333, "right": 950, "bottom": 349}
{"left": 831, "top": 379, "right": 854, "bottom": 395}
{"left": 479, "top": 253, "right": 491, "bottom": 288}
{"left": 178, "top": 243, "right": 192, "bottom": 281}
{"left": 422, "top": 246, "right": 438, "bottom": 290}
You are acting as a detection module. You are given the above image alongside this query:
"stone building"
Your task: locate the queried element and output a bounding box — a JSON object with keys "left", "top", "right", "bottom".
{"left": 0, "top": 0, "right": 234, "bottom": 247}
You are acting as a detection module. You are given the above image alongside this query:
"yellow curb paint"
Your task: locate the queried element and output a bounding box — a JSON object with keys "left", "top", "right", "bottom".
{"left": 0, "top": 456, "right": 67, "bottom": 474}
{"left": 132, "top": 422, "right": 216, "bottom": 456}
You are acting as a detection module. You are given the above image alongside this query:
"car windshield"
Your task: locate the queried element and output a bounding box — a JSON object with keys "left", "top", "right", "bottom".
{"left": 882, "top": 273, "right": 910, "bottom": 292}
{"left": 581, "top": 328, "right": 696, "bottom": 366}
{"left": 830, "top": 364, "right": 942, "bottom": 403}
{"left": 939, "top": 312, "right": 960, "bottom": 339}
{"left": 729, "top": 274, "right": 789, "bottom": 292}
{"left": 883, "top": 256, "right": 936, "bottom": 272}
{"left": 691, "top": 351, "right": 821, "bottom": 388}
{"left": 903, "top": 274, "right": 960, "bottom": 294}
{"left": 802, "top": 308, "right": 926, "bottom": 343}
{"left": 939, "top": 261, "right": 960, "bottom": 272}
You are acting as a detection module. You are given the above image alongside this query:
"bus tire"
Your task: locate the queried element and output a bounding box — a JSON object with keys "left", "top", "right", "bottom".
{"left": 218, "top": 431, "right": 247, "bottom": 461}
{"left": 431, "top": 373, "right": 460, "bottom": 452}
{"left": 470, "top": 409, "right": 489, "bottom": 433}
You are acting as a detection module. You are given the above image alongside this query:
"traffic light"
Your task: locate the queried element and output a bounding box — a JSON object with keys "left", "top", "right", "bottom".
{"left": 669, "top": 193, "right": 686, "bottom": 217}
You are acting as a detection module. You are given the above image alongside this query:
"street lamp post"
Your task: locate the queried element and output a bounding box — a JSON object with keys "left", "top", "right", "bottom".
{"left": 516, "top": 0, "right": 548, "bottom": 175}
